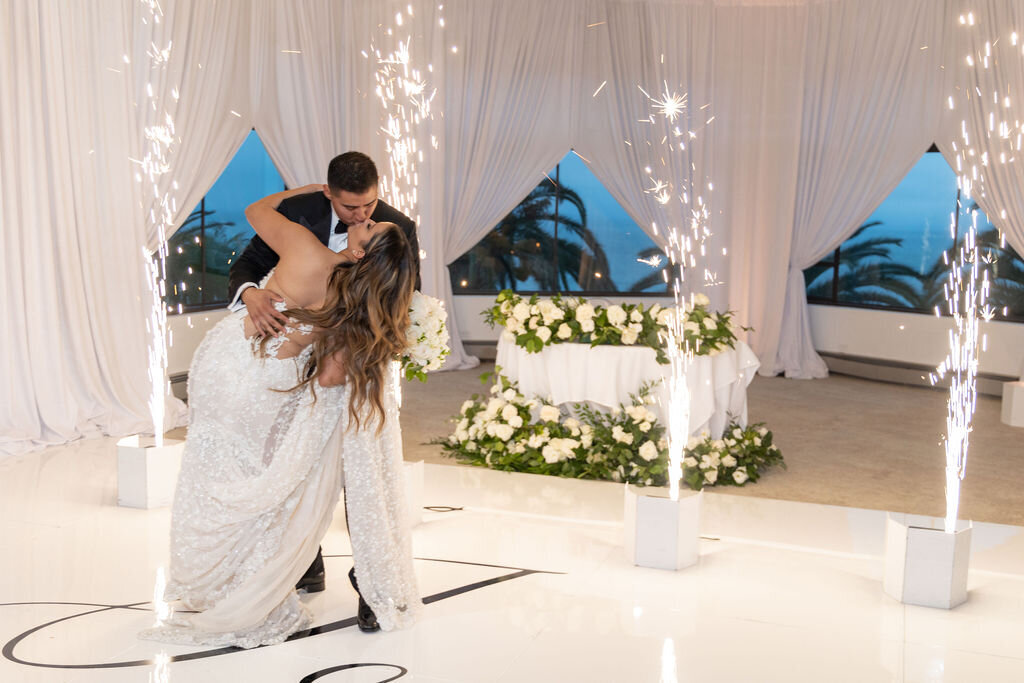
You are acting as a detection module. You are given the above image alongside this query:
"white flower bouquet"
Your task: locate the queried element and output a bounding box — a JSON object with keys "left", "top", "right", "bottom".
{"left": 483, "top": 289, "right": 742, "bottom": 364}
{"left": 401, "top": 291, "right": 450, "bottom": 381}
{"left": 434, "top": 371, "right": 785, "bottom": 489}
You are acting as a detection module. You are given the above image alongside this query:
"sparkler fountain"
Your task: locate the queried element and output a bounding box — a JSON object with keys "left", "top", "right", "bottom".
{"left": 624, "top": 81, "right": 716, "bottom": 570}
{"left": 884, "top": 11, "right": 1010, "bottom": 609}
{"left": 117, "top": 0, "right": 186, "bottom": 511}
{"left": 369, "top": 5, "right": 447, "bottom": 528}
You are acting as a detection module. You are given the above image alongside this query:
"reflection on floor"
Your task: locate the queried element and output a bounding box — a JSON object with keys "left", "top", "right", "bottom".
{"left": 2, "top": 436, "right": 1024, "bottom": 682}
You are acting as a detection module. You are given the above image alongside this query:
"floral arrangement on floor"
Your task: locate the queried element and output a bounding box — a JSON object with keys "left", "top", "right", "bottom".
{"left": 434, "top": 371, "right": 784, "bottom": 489}
{"left": 401, "top": 292, "right": 450, "bottom": 381}
{"left": 483, "top": 289, "right": 740, "bottom": 364}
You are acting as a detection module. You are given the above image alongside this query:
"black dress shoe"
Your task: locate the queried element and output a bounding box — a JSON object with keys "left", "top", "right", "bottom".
{"left": 349, "top": 567, "right": 380, "bottom": 632}
{"left": 296, "top": 547, "right": 326, "bottom": 593}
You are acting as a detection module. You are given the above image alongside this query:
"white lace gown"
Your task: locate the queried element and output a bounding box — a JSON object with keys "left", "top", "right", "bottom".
{"left": 139, "top": 306, "right": 421, "bottom": 649}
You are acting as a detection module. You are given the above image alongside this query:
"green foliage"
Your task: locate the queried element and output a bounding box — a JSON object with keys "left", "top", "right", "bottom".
{"left": 433, "top": 372, "right": 785, "bottom": 490}
{"left": 484, "top": 289, "right": 743, "bottom": 364}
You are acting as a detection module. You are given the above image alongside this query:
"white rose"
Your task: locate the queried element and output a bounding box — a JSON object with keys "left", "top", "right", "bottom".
{"left": 512, "top": 302, "right": 530, "bottom": 321}
{"left": 581, "top": 433, "right": 593, "bottom": 448}
{"left": 612, "top": 426, "right": 634, "bottom": 445}
{"left": 702, "top": 316, "right": 716, "bottom": 330}
{"left": 656, "top": 308, "right": 674, "bottom": 326}
{"left": 721, "top": 454, "right": 737, "bottom": 468}
{"left": 501, "top": 404, "right": 518, "bottom": 421}
{"left": 528, "top": 316, "right": 539, "bottom": 329}
{"left": 694, "top": 293, "right": 710, "bottom": 307}
{"left": 620, "top": 328, "right": 639, "bottom": 345}
{"left": 527, "top": 433, "right": 546, "bottom": 449}
{"left": 630, "top": 309, "right": 644, "bottom": 323}
{"left": 732, "top": 468, "right": 749, "bottom": 484}
{"left": 455, "top": 428, "right": 469, "bottom": 441}
{"left": 460, "top": 399, "right": 474, "bottom": 414}
{"left": 686, "top": 436, "right": 701, "bottom": 450}
{"left": 539, "top": 405, "right": 561, "bottom": 422}
{"left": 508, "top": 415, "right": 523, "bottom": 428}
{"left": 638, "top": 441, "right": 659, "bottom": 461}
{"left": 704, "top": 469, "right": 718, "bottom": 484}
{"left": 712, "top": 440, "right": 726, "bottom": 450}
{"left": 530, "top": 304, "right": 539, "bottom": 315}
{"left": 684, "top": 320, "right": 701, "bottom": 334}
{"left": 639, "top": 421, "right": 651, "bottom": 433}
{"left": 758, "top": 427, "right": 769, "bottom": 437}
{"left": 494, "top": 424, "right": 514, "bottom": 441}
{"left": 575, "top": 303, "right": 596, "bottom": 322}
{"left": 502, "top": 388, "right": 516, "bottom": 401}
{"left": 557, "top": 323, "right": 572, "bottom": 339}
{"left": 732, "top": 427, "right": 743, "bottom": 439}
{"left": 754, "top": 437, "right": 762, "bottom": 447}
{"left": 683, "top": 456, "right": 698, "bottom": 467}
{"left": 580, "top": 319, "right": 595, "bottom": 333}
{"left": 564, "top": 418, "right": 580, "bottom": 430}
{"left": 607, "top": 305, "right": 627, "bottom": 326}
{"left": 490, "top": 384, "right": 501, "bottom": 395}
{"left": 536, "top": 326, "right": 552, "bottom": 343}
{"left": 514, "top": 443, "right": 526, "bottom": 454}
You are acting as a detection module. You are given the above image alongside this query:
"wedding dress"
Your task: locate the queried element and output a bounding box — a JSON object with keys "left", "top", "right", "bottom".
{"left": 140, "top": 303, "right": 421, "bottom": 649}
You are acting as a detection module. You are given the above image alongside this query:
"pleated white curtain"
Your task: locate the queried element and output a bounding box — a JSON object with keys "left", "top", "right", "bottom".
{"left": 249, "top": 0, "right": 381, "bottom": 189}
{"left": 937, "top": 0, "right": 1024, "bottom": 258}
{"left": 0, "top": 0, "right": 252, "bottom": 456}
{"left": 434, "top": 0, "right": 589, "bottom": 368}
{"left": 574, "top": 1, "right": 715, "bottom": 267}
{"left": 576, "top": 0, "right": 809, "bottom": 340}
{"left": 771, "top": 0, "right": 949, "bottom": 378}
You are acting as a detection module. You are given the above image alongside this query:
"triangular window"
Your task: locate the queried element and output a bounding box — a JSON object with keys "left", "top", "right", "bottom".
{"left": 805, "top": 148, "right": 1024, "bottom": 319}
{"left": 450, "top": 151, "right": 666, "bottom": 294}
{"left": 164, "top": 130, "right": 285, "bottom": 312}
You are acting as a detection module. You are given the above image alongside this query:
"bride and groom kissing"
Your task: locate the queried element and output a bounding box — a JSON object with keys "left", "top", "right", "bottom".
{"left": 141, "top": 152, "right": 423, "bottom": 648}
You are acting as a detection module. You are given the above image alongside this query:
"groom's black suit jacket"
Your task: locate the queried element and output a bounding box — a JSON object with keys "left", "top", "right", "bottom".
{"left": 228, "top": 191, "right": 420, "bottom": 301}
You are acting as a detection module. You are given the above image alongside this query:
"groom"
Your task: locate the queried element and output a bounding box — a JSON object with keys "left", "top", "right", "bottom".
{"left": 228, "top": 151, "right": 418, "bottom": 632}
{"left": 228, "top": 151, "right": 420, "bottom": 336}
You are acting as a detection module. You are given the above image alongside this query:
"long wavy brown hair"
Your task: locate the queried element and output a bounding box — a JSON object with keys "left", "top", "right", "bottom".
{"left": 266, "top": 223, "right": 415, "bottom": 432}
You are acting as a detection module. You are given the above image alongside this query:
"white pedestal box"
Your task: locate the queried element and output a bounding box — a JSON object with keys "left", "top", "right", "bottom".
{"left": 403, "top": 460, "right": 424, "bottom": 527}
{"left": 883, "top": 513, "right": 972, "bottom": 609}
{"left": 1001, "top": 381, "right": 1024, "bottom": 427}
{"left": 116, "top": 436, "right": 185, "bottom": 509}
{"left": 624, "top": 485, "right": 702, "bottom": 570}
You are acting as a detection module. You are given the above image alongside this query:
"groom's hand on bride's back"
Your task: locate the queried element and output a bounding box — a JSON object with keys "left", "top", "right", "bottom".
{"left": 242, "top": 288, "right": 289, "bottom": 336}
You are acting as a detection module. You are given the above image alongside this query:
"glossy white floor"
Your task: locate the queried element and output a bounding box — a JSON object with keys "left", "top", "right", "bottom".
{"left": 3, "top": 437, "right": 1024, "bottom": 682}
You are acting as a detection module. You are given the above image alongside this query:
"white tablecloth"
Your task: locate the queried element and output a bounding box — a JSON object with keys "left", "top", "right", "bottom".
{"left": 496, "top": 338, "right": 760, "bottom": 438}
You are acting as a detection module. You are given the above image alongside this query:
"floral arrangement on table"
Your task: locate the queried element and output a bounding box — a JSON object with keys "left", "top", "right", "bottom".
{"left": 483, "top": 289, "right": 740, "bottom": 364}
{"left": 434, "top": 371, "right": 785, "bottom": 489}
{"left": 400, "top": 291, "right": 450, "bottom": 381}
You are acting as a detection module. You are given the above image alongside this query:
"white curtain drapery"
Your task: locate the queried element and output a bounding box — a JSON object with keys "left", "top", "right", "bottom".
{"left": 771, "top": 0, "right": 949, "bottom": 378}
{"left": 0, "top": 0, "right": 252, "bottom": 455}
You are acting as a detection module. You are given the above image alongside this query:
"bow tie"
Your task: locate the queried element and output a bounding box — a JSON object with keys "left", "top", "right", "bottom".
{"left": 333, "top": 222, "right": 347, "bottom": 235}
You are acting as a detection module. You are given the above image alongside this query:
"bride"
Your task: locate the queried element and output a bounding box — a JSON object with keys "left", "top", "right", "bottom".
{"left": 141, "top": 185, "right": 421, "bottom": 648}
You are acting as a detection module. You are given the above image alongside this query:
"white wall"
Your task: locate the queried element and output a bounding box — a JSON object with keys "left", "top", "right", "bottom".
{"left": 166, "top": 298, "right": 1024, "bottom": 381}
{"left": 167, "top": 308, "right": 231, "bottom": 376}
{"left": 809, "top": 304, "right": 1024, "bottom": 379}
